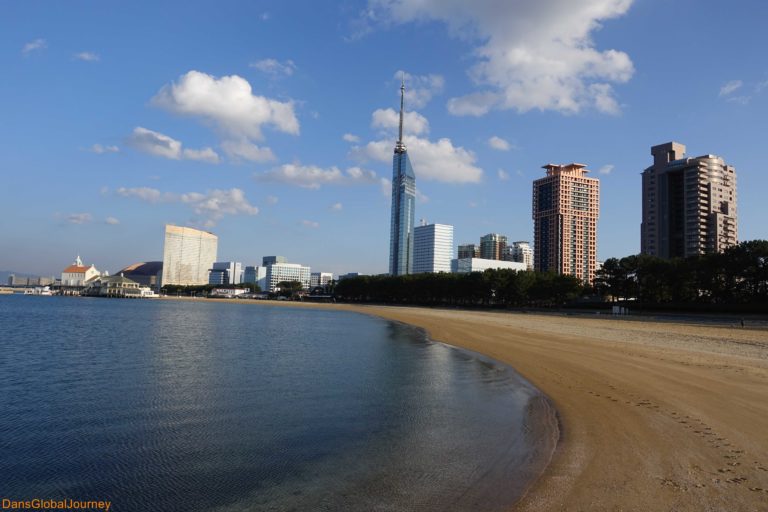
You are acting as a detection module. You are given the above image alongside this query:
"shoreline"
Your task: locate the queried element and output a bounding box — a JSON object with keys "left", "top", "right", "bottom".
{"left": 162, "top": 297, "right": 768, "bottom": 510}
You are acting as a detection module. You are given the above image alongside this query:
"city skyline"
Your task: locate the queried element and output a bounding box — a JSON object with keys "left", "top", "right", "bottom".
{"left": 2, "top": 1, "right": 768, "bottom": 276}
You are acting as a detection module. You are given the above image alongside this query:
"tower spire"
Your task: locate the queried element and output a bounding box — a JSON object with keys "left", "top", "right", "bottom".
{"left": 395, "top": 73, "right": 406, "bottom": 153}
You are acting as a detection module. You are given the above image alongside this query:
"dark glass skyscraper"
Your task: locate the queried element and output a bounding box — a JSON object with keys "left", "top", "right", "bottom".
{"left": 389, "top": 79, "right": 416, "bottom": 276}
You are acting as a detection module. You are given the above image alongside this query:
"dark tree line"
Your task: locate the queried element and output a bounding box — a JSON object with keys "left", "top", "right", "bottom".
{"left": 334, "top": 269, "right": 584, "bottom": 307}
{"left": 594, "top": 240, "right": 768, "bottom": 306}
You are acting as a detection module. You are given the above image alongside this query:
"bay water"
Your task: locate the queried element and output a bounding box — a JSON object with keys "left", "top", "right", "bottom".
{"left": 0, "top": 296, "right": 554, "bottom": 511}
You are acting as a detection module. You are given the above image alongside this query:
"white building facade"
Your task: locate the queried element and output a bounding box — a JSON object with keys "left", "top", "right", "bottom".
{"left": 61, "top": 255, "right": 101, "bottom": 287}
{"left": 451, "top": 258, "right": 526, "bottom": 274}
{"left": 310, "top": 272, "right": 334, "bottom": 288}
{"left": 505, "top": 241, "right": 534, "bottom": 271}
{"left": 413, "top": 223, "right": 454, "bottom": 273}
{"left": 265, "top": 263, "right": 311, "bottom": 292}
{"left": 243, "top": 266, "right": 268, "bottom": 291}
{"left": 208, "top": 261, "right": 243, "bottom": 285}
{"left": 160, "top": 225, "right": 218, "bottom": 287}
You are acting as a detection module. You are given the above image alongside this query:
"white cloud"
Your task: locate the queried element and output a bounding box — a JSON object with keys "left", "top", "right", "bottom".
{"left": 370, "top": 0, "right": 635, "bottom": 115}
{"left": 151, "top": 70, "right": 299, "bottom": 140}
{"left": 116, "top": 187, "right": 168, "bottom": 203}
{"left": 220, "top": 139, "right": 276, "bottom": 163}
{"left": 89, "top": 144, "right": 119, "bottom": 154}
{"left": 117, "top": 186, "right": 257, "bottom": 226}
{"left": 351, "top": 135, "right": 483, "bottom": 183}
{"left": 74, "top": 52, "right": 100, "bottom": 62}
{"left": 22, "top": 38, "right": 46, "bottom": 55}
{"left": 497, "top": 169, "right": 510, "bottom": 181}
{"left": 180, "top": 188, "right": 258, "bottom": 226}
{"left": 416, "top": 189, "right": 429, "bottom": 203}
{"left": 395, "top": 70, "right": 445, "bottom": 108}
{"left": 127, "top": 127, "right": 219, "bottom": 163}
{"left": 371, "top": 108, "right": 429, "bottom": 135}
{"left": 105, "top": 217, "right": 120, "bottom": 225}
{"left": 597, "top": 164, "right": 614, "bottom": 175}
{"left": 266, "top": 195, "right": 279, "bottom": 205}
{"left": 67, "top": 213, "right": 92, "bottom": 224}
{"left": 182, "top": 147, "right": 220, "bottom": 164}
{"left": 301, "top": 219, "right": 320, "bottom": 228}
{"left": 488, "top": 136, "right": 511, "bottom": 151}
{"left": 719, "top": 80, "right": 743, "bottom": 97}
{"left": 250, "top": 58, "right": 297, "bottom": 77}
{"left": 257, "top": 164, "right": 379, "bottom": 189}
{"left": 330, "top": 202, "right": 343, "bottom": 211}
{"left": 342, "top": 133, "right": 361, "bottom": 143}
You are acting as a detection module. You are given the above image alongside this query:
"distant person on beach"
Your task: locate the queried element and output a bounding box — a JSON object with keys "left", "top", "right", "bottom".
{"left": 741, "top": 318, "right": 745, "bottom": 328}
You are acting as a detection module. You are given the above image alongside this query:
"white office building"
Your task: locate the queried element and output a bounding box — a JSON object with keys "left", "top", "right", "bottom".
{"left": 265, "top": 263, "right": 311, "bottom": 292}
{"left": 160, "top": 225, "right": 218, "bottom": 286}
{"left": 413, "top": 223, "right": 454, "bottom": 273}
{"left": 310, "top": 272, "right": 334, "bottom": 288}
{"left": 208, "top": 261, "right": 243, "bottom": 285}
{"left": 243, "top": 266, "right": 268, "bottom": 291}
{"left": 505, "top": 241, "right": 533, "bottom": 271}
{"left": 451, "top": 258, "right": 526, "bottom": 274}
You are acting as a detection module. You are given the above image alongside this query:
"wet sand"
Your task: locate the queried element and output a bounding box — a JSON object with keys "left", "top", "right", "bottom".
{"left": 168, "top": 299, "right": 768, "bottom": 510}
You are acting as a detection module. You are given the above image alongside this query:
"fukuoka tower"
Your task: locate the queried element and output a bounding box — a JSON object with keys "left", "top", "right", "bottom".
{"left": 388, "top": 77, "right": 416, "bottom": 276}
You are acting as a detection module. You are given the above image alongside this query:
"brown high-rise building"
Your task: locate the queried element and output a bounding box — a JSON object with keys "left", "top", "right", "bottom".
{"left": 532, "top": 163, "right": 600, "bottom": 284}
{"left": 479, "top": 233, "right": 508, "bottom": 260}
{"left": 641, "top": 142, "right": 737, "bottom": 259}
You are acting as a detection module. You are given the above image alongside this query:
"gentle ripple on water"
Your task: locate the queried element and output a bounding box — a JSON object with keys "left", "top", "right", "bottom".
{"left": 0, "top": 296, "right": 555, "bottom": 511}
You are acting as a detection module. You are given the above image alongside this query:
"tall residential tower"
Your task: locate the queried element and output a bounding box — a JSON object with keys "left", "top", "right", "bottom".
{"left": 388, "top": 78, "right": 416, "bottom": 276}
{"left": 641, "top": 142, "right": 737, "bottom": 258}
{"left": 532, "top": 164, "right": 600, "bottom": 284}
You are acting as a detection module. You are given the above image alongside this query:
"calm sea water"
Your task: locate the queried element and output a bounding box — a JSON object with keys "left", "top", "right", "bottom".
{"left": 0, "top": 296, "right": 553, "bottom": 511}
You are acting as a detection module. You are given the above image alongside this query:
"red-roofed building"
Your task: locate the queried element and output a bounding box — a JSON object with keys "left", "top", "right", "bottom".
{"left": 61, "top": 255, "right": 102, "bottom": 289}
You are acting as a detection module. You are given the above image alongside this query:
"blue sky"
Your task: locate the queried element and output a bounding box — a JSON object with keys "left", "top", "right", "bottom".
{"left": 2, "top": 0, "right": 767, "bottom": 276}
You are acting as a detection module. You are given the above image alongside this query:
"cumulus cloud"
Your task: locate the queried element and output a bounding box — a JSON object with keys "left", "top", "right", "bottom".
{"left": 127, "top": 127, "right": 219, "bottom": 163}
{"left": 488, "top": 136, "right": 511, "bottom": 151}
{"left": 497, "top": 169, "right": 510, "bottom": 181}
{"left": 257, "top": 164, "right": 379, "bottom": 189}
{"left": 221, "top": 139, "right": 276, "bottom": 163}
{"left": 74, "top": 52, "right": 99, "bottom": 62}
{"left": 301, "top": 219, "right": 320, "bottom": 228}
{"left": 117, "top": 186, "right": 258, "bottom": 227}
{"left": 250, "top": 58, "right": 297, "bottom": 77}
{"left": 22, "top": 38, "right": 46, "bottom": 55}
{"left": 151, "top": 70, "right": 299, "bottom": 140}
{"left": 719, "top": 80, "right": 743, "bottom": 97}
{"left": 395, "top": 70, "right": 445, "bottom": 108}
{"left": 342, "top": 133, "right": 361, "bottom": 143}
{"left": 105, "top": 217, "right": 120, "bottom": 225}
{"left": 266, "top": 195, "right": 279, "bottom": 205}
{"left": 351, "top": 135, "right": 483, "bottom": 183}
{"left": 180, "top": 188, "right": 259, "bottom": 226}
{"left": 330, "top": 202, "right": 343, "bottom": 211}
{"left": 371, "top": 108, "right": 429, "bottom": 135}
{"left": 370, "top": 0, "right": 635, "bottom": 115}
{"left": 67, "top": 213, "right": 92, "bottom": 224}
{"left": 89, "top": 144, "right": 119, "bottom": 154}
{"left": 598, "top": 164, "right": 614, "bottom": 175}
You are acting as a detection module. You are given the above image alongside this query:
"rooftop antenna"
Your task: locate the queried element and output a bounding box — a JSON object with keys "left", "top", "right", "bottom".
{"left": 395, "top": 72, "right": 406, "bottom": 153}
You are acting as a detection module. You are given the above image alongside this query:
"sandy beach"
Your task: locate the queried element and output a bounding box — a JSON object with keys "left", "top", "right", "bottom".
{"left": 170, "top": 299, "right": 768, "bottom": 510}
